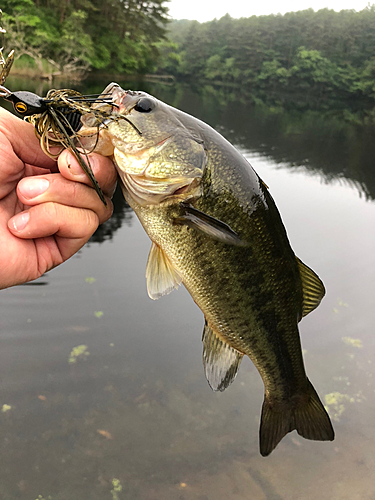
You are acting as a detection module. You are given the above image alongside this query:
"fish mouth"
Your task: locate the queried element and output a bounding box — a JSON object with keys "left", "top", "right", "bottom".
{"left": 103, "top": 83, "right": 144, "bottom": 114}
{"left": 103, "top": 82, "right": 129, "bottom": 105}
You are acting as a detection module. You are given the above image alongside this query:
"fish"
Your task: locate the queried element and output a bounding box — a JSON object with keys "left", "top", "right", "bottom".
{"left": 79, "top": 82, "right": 334, "bottom": 456}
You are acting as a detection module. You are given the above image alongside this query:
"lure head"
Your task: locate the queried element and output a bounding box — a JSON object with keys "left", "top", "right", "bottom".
{"left": 4, "top": 91, "right": 48, "bottom": 116}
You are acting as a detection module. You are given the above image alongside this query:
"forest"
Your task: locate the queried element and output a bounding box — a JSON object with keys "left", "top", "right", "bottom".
{"left": 0, "top": 0, "right": 169, "bottom": 76}
{"left": 1, "top": 1, "right": 375, "bottom": 110}
{"left": 159, "top": 7, "right": 375, "bottom": 109}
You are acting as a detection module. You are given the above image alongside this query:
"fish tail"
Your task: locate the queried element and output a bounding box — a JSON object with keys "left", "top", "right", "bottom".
{"left": 259, "top": 379, "right": 334, "bottom": 457}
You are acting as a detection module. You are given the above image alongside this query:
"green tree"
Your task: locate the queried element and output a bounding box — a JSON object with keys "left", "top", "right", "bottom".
{"left": 1, "top": 0, "right": 169, "bottom": 76}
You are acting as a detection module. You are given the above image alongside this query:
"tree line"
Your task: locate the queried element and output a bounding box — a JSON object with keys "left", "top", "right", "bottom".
{"left": 2, "top": 1, "right": 375, "bottom": 108}
{"left": 158, "top": 7, "right": 375, "bottom": 107}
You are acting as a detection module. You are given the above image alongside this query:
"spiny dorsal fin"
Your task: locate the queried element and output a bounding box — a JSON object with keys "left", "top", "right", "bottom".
{"left": 296, "top": 257, "right": 326, "bottom": 318}
{"left": 202, "top": 321, "right": 243, "bottom": 392}
{"left": 146, "top": 242, "right": 182, "bottom": 300}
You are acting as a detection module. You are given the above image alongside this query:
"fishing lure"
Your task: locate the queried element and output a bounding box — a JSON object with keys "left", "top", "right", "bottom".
{"left": 0, "top": 10, "right": 114, "bottom": 205}
{"left": 0, "top": 84, "right": 115, "bottom": 205}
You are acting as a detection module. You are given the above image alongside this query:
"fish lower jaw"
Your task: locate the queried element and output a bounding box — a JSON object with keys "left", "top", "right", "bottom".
{"left": 119, "top": 171, "right": 201, "bottom": 206}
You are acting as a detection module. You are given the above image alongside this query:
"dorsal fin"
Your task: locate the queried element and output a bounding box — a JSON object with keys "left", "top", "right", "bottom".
{"left": 296, "top": 257, "right": 326, "bottom": 318}
{"left": 202, "top": 321, "right": 243, "bottom": 392}
{"left": 145, "top": 242, "right": 182, "bottom": 300}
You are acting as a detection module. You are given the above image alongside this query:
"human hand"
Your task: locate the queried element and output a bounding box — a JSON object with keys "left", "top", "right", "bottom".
{"left": 0, "top": 107, "right": 117, "bottom": 289}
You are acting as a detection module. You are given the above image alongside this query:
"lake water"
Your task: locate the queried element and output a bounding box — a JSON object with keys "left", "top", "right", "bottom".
{"left": 1, "top": 78, "right": 375, "bottom": 499}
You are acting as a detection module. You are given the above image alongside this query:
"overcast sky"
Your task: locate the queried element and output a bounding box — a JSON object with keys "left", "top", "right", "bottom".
{"left": 167, "top": 0, "right": 371, "bottom": 22}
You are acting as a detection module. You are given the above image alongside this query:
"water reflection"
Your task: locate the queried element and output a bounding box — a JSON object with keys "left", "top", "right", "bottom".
{"left": 214, "top": 106, "right": 375, "bottom": 201}
{"left": 153, "top": 84, "right": 375, "bottom": 201}
{"left": 90, "top": 185, "right": 133, "bottom": 244}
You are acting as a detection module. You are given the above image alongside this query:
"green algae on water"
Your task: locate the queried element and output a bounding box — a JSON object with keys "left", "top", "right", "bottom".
{"left": 85, "top": 276, "right": 97, "bottom": 284}
{"left": 342, "top": 337, "right": 363, "bottom": 348}
{"left": 68, "top": 345, "right": 90, "bottom": 364}
{"left": 111, "top": 478, "right": 123, "bottom": 500}
{"left": 324, "top": 392, "right": 354, "bottom": 422}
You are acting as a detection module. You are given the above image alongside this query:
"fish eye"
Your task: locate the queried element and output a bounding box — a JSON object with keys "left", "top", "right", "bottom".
{"left": 134, "top": 97, "right": 155, "bottom": 113}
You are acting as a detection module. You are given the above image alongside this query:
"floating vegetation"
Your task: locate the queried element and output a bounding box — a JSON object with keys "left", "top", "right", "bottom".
{"left": 35, "top": 496, "right": 52, "bottom": 500}
{"left": 1, "top": 404, "right": 11, "bottom": 413}
{"left": 94, "top": 311, "right": 104, "bottom": 318}
{"left": 324, "top": 392, "right": 354, "bottom": 422}
{"left": 68, "top": 345, "right": 90, "bottom": 364}
{"left": 342, "top": 337, "right": 363, "bottom": 348}
{"left": 85, "top": 277, "right": 97, "bottom": 284}
{"left": 111, "top": 478, "right": 123, "bottom": 500}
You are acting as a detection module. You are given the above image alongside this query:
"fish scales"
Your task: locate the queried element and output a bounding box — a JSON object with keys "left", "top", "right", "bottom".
{"left": 138, "top": 152, "right": 305, "bottom": 398}
{"left": 131, "top": 127, "right": 306, "bottom": 393}
{"left": 81, "top": 83, "right": 334, "bottom": 456}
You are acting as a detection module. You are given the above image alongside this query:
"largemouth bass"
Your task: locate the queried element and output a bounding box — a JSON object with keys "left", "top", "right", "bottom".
{"left": 81, "top": 83, "right": 334, "bottom": 456}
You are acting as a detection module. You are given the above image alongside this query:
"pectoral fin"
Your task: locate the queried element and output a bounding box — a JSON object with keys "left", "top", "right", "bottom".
{"left": 175, "top": 203, "right": 245, "bottom": 246}
{"left": 296, "top": 257, "right": 326, "bottom": 318}
{"left": 202, "top": 321, "right": 243, "bottom": 392}
{"left": 146, "top": 242, "right": 182, "bottom": 300}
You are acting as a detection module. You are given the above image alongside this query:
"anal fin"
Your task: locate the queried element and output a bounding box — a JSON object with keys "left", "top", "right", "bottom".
{"left": 202, "top": 321, "right": 243, "bottom": 392}
{"left": 146, "top": 242, "right": 182, "bottom": 300}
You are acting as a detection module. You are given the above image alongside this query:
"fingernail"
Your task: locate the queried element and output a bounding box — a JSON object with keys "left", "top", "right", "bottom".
{"left": 19, "top": 178, "right": 49, "bottom": 199}
{"left": 11, "top": 212, "right": 30, "bottom": 232}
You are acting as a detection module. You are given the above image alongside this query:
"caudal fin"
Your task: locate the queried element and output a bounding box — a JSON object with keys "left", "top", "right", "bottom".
{"left": 259, "top": 379, "right": 334, "bottom": 457}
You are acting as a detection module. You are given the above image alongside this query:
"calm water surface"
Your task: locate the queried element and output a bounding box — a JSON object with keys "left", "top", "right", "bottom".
{"left": 1, "top": 78, "right": 375, "bottom": 499}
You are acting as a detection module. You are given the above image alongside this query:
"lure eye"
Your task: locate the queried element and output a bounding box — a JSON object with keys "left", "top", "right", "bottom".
{"left": 134, "top": 97, "right": 155, "bottom": 113}
{"left": 15, "top": 102, "right": 27, "bottom": 114}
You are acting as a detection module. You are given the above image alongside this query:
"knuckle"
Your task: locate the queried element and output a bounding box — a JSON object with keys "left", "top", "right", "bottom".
{"left": 86, "top": 209, "right": 100, "bottom": 232}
